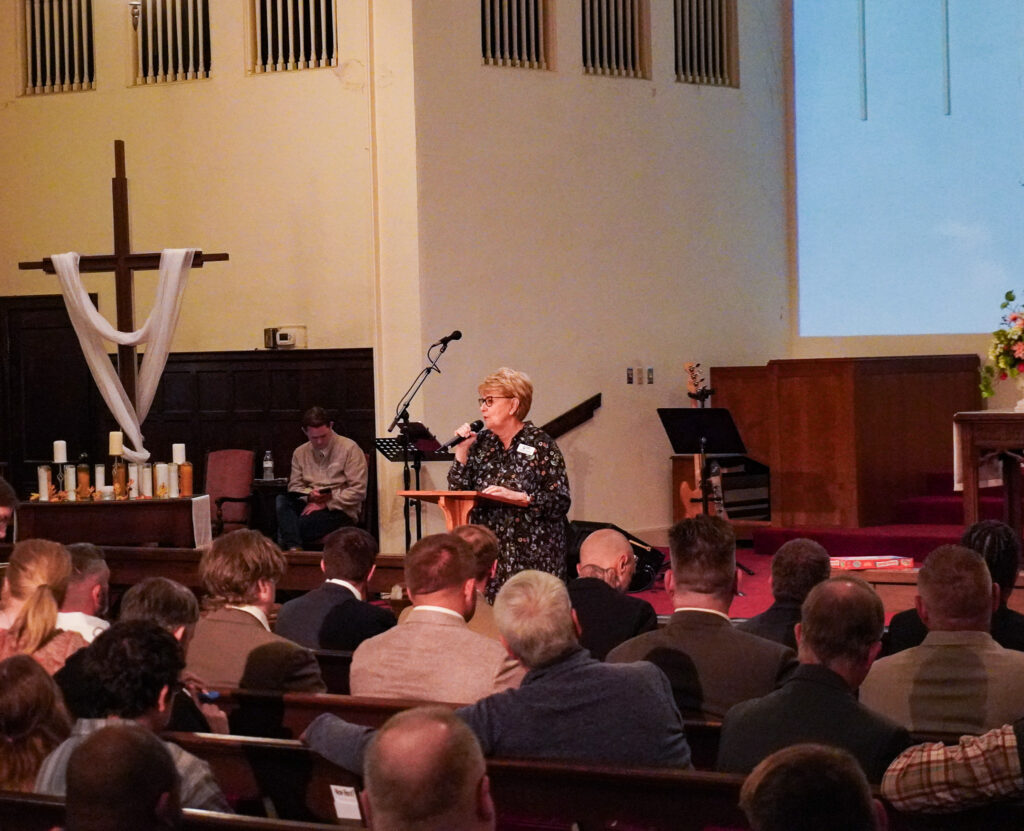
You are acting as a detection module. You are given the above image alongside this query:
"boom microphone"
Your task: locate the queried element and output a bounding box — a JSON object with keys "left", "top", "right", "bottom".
{"left": 439, "top": 419, "right": 483, "bottom": 451}
{"left": 435, "top": 330, "right": 463, "bottom": 347}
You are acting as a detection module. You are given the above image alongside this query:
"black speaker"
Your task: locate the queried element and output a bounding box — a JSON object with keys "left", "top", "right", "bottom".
{"left": 567, "top": 520, "right": 666, "bottom": 593}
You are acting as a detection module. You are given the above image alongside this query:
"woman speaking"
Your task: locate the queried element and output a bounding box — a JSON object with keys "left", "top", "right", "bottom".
{"left": 447, "top": 368, "right": 571, "bottom": 599}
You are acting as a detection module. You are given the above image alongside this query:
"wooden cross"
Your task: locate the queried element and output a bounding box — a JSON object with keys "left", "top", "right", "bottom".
{"left": 19, "top": 139, "right": 229, "bottom": 409}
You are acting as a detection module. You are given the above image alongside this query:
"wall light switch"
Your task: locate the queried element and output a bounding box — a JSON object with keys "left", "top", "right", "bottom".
{"left": 647, "top": 367, "right": 654, "bottom": 384}
{"left": 626, "top": 367, "right": 634, "bottom": 384}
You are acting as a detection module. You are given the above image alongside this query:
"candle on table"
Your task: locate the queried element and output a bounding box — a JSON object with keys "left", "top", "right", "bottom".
{"left": 109, "top": 431, "right": 123, "bottom": 456}
{"left": 37, "top": 466, "right": 50, "bottom": 502}
{"left": 141, "top": 464, "right": 153, "bottom": 497}
{"left": 128, "top": 463, "right": 139, "bottom": 499}
{"left": 179, "top": 461, "right": 193, "bottom": 497}
{"left": 172, "top": 443, "right": 186, "bottom": 465}
{"left": 95, "top": 464, "right": 105, "bottom": 490}
{"left": 154, "top": 463, "right": 169, "bottom": 498}
{"left": 65, "top": 465, "right": 77, "bottom": 501}
{"left": 168, "top": 463, "right": 179, "bottom": 498}
{"left": 53, "top": 441, "right": 67, "bottom": 463}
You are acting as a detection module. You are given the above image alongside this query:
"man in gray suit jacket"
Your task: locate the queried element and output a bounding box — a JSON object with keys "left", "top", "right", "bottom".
{"left": 607, "top": 515, "right": 796, "bottom": 719}
{"left": 350, "top": 533, "right": 524, "bottom": 703}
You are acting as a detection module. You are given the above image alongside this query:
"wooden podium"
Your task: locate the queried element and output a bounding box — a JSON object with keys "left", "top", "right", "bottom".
{"left": 398, "top": 490, "right": 520, "bottom": 531}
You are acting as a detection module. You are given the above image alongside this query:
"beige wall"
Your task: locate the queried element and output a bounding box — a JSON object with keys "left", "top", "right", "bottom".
{"left": 410, "top": 1, "right": 793, "bottom": 538}
{"left": 0, "top": 0, "right": 377, "bottom": 353}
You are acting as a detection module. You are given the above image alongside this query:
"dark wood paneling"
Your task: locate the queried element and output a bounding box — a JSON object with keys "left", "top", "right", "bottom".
{"left": 1, "top": 326, "right": 377, "bottom": 535}
{"left": 712, "top": 356, "right": 981, "bottom": 529}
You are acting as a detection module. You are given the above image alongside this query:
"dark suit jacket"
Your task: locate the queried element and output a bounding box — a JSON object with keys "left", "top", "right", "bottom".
{"left": 606, "top": 610, "right": 797, "bottom": 719}
{"left": 883, "top": 605, "right": 1024, "bottom": 656}
{"left": 567, "top": 577, "right": 659, "bottom": 660}
{"left": 717, "top": 664, "right": 912, "bottom": 782}
{"left": 734, "top": 600, "right": 802, "bottom": 650}
{"left": 186, "top": 607, "right": 325, "bottom": 692}
{"left": 275, "top": 582, "right": 397, "bottom": 650}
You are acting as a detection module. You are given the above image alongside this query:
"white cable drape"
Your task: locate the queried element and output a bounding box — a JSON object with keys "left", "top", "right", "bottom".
{"left": 50, "top": 249, "right": 195, "bottom": 463}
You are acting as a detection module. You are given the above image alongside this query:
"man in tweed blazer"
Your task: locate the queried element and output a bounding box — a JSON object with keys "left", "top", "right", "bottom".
{"left": 350, "top": 533, "right": 525, "bottom": 704}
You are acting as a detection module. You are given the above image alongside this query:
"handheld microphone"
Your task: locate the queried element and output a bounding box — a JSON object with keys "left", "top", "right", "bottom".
{"left": 435, "top": 330, "right": 462, "bottom": 347}
{"left": 439, "top": 419, "right": 483, "bottom": 451}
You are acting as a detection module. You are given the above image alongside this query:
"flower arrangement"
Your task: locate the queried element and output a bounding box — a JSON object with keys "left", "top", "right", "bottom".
{"left": 981, "top": 291, "right": 1024, "bottom": 397}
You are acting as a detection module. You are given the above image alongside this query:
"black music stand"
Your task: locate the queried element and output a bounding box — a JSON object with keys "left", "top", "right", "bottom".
{"left": 376, "top": 423, "right": 454, "bottom": 548}
{"left": 657, "top": 408, "right": 746, "bottom": 516}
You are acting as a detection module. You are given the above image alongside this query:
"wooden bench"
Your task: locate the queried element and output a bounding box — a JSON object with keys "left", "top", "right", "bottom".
{"left": 165, "top": 731, "right": 1024, "bottom": 830}
{"left": 207, "top": 689, "right": 725, "bottom": 769}
{"left": 0, "top": 790, "right": 359, "bottom": 831}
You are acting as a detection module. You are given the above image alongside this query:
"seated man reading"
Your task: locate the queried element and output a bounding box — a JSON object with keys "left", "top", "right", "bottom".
{"left": 276, "top": 406, "right": 368, "bottom": 551}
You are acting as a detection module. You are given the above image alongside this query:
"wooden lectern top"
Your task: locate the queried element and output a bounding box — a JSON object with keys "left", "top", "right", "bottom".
{"left": 398, "top": 490, "right": 521, "bottom": 531}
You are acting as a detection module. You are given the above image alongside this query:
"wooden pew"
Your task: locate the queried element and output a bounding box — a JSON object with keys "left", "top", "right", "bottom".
{"left": 165, "top": 732, "right": 1024, "bottom": 831}
{"left": 0, "top": 790, "right": 358, "bottom": 831}
{"left": 209, "top": 689, "right": 725, "bottom": 770}
{"left": 0, "top": 544, "right": 405, "bottom": 599}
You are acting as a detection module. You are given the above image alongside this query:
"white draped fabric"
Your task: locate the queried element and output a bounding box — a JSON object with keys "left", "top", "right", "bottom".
{"left": 50, "top": 249, "right": 195, "bottom": 463}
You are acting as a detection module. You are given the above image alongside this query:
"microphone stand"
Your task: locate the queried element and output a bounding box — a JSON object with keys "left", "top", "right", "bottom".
{"left": 388, "top": 339, "right": 455, "bottom": 549}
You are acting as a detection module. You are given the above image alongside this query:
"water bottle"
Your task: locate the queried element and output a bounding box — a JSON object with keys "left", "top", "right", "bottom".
{"left": 262, "top": 450, "right": 274, "bottom": 480}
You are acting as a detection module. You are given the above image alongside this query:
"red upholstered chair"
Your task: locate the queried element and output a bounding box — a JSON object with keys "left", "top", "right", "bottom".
{"left": 205, "top": 449, "right": 256, "bottom": 536}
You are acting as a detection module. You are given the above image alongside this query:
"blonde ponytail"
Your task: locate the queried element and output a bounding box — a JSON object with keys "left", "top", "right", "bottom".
{"left": 3, "top": 540, "right": 71, "bottom": 655}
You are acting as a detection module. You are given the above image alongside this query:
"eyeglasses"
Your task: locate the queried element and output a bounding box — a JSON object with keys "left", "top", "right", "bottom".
{"left": 478, "top": 396, "right": 513, "bottom": 408}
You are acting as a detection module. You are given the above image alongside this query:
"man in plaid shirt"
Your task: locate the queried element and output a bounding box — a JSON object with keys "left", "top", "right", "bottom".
{"left": 881, "top": 720, "right": 1024, "bottom": 812}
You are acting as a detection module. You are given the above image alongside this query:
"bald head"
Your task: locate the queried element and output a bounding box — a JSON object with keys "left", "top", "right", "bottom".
{"left": 577, "top": 529, "right": 635, "bottom": 591}
{"left": 363, "top": 707, "right": 494, "bottom": 831}
{"left": 65, "top": 724, "right": 180, "bottom": 831}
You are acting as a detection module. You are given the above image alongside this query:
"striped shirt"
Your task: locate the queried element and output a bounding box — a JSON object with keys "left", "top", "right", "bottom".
{"left": 35, "top": 718, "right": 231, "bottom": 813}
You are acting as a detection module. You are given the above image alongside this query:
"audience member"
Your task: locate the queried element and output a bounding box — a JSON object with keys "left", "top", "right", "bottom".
{"left": 361, "top": 707, "right": 495, "bottom": 831}
{"left": 35, "top": 620, "right": 230, "bottom": 812}
{"left": 401, "top": 525, "right": 504, "bottom": 641}
{"left": 740, "top": 744, "right": 886, "bottom": 831}
{"left": 56, "top": 543, "right": 110, "bottom": 643}
{"left": 860, "top": 544, "right": 1024, "bottom": 734}
{"left": 0, "top": 654, "right": 71, "bottom": 791}
{"left": 881, "top": 719, "right": 1024, "bottom": 813}
{"left": 0, "top": 476, "right": 16, "bottom": 542}
{"left": 718, "top": 577, "right": 911, "bottom": 782}
{"left": 186, "top": 529, "right": 325, "bottom": 692}
{"left": 567, "top": 528, "right": 657, "bottom": 660}
{"left": 350, "top": 533, "right": 524, "bottom": 703}
{"left": 65, "top": 724, "right": 182, "bottom": 831}
{"left": 275, "top": 526, "right": 396, "bottom": 650}
{"left": 0, "top": 539, "right": 87, "bottom": 674}
{"left": 59, "top": 577, "right": 225, "bottom": 733}
{"left": 736, "top": 538, "right": 830, "bottom": 650}
{"left": 884, "top": 520, "right": 1024, "bottom": 655}
{"left": 607, "top": 515, "right": 796, "bottom": 718}
{"left": 305, "top": 570, "right": 691, "bottom": 772}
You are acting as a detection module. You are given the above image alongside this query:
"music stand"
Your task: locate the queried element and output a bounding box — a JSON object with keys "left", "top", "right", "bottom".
{"left": 657, "top": 408, "right": 746, "bottom": 516}
{"left": 375, "top": 423, "right": 454, "bottom": 548}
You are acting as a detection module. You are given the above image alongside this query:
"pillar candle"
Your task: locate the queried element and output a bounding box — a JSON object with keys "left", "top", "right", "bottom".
{"left": 172, "top": 443, "right": 186, "bottom": 465}
{"left": 95, "top": 464, "right": 105, "bottom": 490}
{"left": 109, "top": 431, "right": 123, "bottom": 456}
{"left": 37, "top": 465, "right": 50, "bottom": 501}
{"left": 154, "top": 463, "right": 169, "bottom": 498}
{"left": 168, "top": 463, "right": 179, "bottom": 498}
{"left": 141, "top": 464, "right": 153, "bottom": 497}
{"left": 179, "top": 461, "right": 194, "bottom": 497}
{"left": 65, "top": 465, "right": 77, "bottom": 501}
{"left": 128, "top": 463, "right": 139, "bottom": 499}
{"left": 53, "top": 440, "right": 67, "bottom": 463}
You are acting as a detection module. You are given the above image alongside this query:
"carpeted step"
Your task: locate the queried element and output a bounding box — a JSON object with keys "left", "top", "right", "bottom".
{"left": 895, "top": 494, "right": 1006, "bottom": 525}
{"left": 753, "top": 524, "right": 962, "bottom": 564}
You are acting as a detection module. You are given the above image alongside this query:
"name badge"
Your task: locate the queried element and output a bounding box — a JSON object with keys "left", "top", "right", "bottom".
{"left": 517, "top": 443, "right": 536, "bottom": 458}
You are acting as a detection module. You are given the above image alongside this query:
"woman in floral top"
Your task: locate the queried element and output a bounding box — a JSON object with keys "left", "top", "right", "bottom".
{"left": 448, "top": 368, "right": 571, "bottom": 600}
